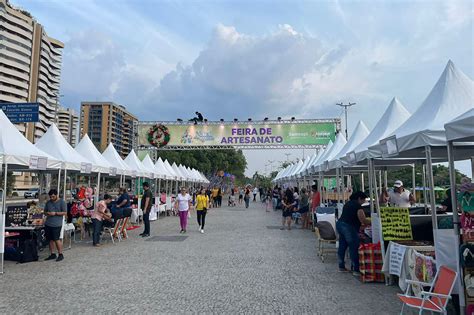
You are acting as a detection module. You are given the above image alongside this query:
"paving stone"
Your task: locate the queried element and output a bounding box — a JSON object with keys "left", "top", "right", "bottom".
{"left": 0, "top": 202, "right": 402, "bottom": 314}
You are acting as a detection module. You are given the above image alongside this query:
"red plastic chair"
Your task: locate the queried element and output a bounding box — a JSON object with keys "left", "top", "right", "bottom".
{"left": 397, "top": 265, "right": 457, "bottom": 314}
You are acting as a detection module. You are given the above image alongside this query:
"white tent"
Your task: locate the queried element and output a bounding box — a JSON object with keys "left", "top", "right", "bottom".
{"left": 308, "top": 140, "right": 334, "bottom": 174}
{"left": 155, "top": 158, "right": 174, "bottom": 179}
{"left": 75, "top": 134, "right": 112, "bottom": 173}
{"left": 374, "top": 60, "right": 473, "bottom": 159}
{"left": 142, "top": 154, "right": 162, "bottom": 179}
{"left": 445, "top": 108, "right": 474, "bottom": 142}
{"left": 313, "top": 133, "right": 347, "bottom": 173}
{"left": 124, "top": 149, "right": 149, "bottom": 178}
{"left": 0, "top": 110, "right": 60, "bottom": 169}
{"left": 102, "top": 143, "right": 131, "bottom": 176}
{"left": 295, "top": 152, "right": 317, "bottom": 178}
{"left": 163, "top": 159, "right": 178, "bottom": 180}
{"left": 289, "top": 160, "right": 304, "bottom": 179}
{"left": 178, "top": 164, "right": 191, "bottom": 181}
{"left": 172, "top": 162, "right": 186, "bottom": 181}
{"left": 35, "top": 124, "right": 90, "bottom": 171}
{"left": 328, "top": 121, "right": 370, "bottom": 170}
{"left": 349, "top": 97, "right": 411, "bottom": 163}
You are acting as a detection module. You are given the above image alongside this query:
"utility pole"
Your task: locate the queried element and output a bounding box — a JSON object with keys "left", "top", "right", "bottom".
{"left": 336, "top": 102, "right": 356, "bottom": 139}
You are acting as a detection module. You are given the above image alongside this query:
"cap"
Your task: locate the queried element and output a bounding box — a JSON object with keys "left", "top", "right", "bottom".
{"left": 394, "top": 180, "right": 403, "bottom": 188}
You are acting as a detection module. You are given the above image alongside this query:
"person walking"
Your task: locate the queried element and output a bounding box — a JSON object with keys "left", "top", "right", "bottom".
{"left": 140, "top": 182, "right": 153, "bottom": 237}
{"left": 272, "top": 186, "right": 280, "bottom": 210}
{"left": 244, "top": 187, "right": 251, "bottom": 208}
{"left": 175, "top": 187, "right": 192, "bottom": 233}
{"left": 91, "top": 194, "right": 113, "bottom": 247}
{"left": 336, "top": 191, "right": 370, "bottom": 276}
{"left": 239, "top": 187, "right": 244, "bottom": 205}
{"left": 265, "top": 188, "right": 272, "bottom": 212}
{"left": 217, "top": 188, "right": 222, "bottom": 208}
{"left": 196, "top": 188, "right": 210, "bottom": 233}
{"left": 253, "top": 187, "right": 258, "bottom": 202}
{"left": 280, "top": 188, "right": 296, "bottom": 230}
{"left": 43, "top": 189, "right": 67, "bottom": 262}
{"left": 298, "top": 188, "right": 310, "bottom": 229}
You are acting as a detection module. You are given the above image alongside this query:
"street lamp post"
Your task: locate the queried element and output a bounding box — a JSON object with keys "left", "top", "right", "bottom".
{"left": 336, "top": 102, "right": 356, "bottom": 139}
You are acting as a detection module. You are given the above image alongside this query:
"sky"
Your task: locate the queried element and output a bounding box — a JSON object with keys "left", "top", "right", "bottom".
{"left": 14, "top": 0, "right": 474, "bottom": 177}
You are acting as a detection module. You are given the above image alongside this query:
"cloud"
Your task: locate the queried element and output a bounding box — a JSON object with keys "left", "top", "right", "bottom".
{"left": 152, "top": 24, "right": 358, "bottom": 120}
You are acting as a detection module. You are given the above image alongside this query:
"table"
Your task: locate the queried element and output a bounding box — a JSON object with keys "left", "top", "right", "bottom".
{"left": 4, "top": 226, "right": 47, "bottom": 253}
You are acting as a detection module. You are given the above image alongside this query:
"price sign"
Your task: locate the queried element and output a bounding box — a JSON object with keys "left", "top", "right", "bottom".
{"left": 380, "top": 207, "right": 413, "bottom": 241}
{"left": 80, "top": 163, "right": 92, "bottom": 174}
{"left": 29, "top": 155, "right": 48, "bottom": 170}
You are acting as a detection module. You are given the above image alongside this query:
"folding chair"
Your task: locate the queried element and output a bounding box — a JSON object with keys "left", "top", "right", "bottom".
{"left": 314, "top": 221, "right": 337, "bottom": 263}
{"left": 397, "top": 265, "right": 457, "bottom": 314}
{"left": 102, "top": 219, "right": 122, "bottom": 244}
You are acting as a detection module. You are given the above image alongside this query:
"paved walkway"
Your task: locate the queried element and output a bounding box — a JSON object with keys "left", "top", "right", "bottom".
{"left": 0, "top": 201, "right": 401, "bottom": 314}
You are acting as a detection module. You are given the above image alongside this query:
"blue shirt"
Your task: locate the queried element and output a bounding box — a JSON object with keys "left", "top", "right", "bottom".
{"left": 116, "top": 193, "right": 130, "bottom": 208}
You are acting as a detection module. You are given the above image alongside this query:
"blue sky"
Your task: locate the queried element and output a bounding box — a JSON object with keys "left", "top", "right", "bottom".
{"left": 14, "top": 0, "right": 474, "bottom": 176}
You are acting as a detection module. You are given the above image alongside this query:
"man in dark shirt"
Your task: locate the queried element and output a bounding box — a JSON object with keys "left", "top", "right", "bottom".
{"left": 43, "top": 189, "right": 67, "bottom": 262}
{"left": 140, "top": 182, "right": 153, "bottom": 237}
{"left": 336, "top": 191, "right": 370, "bottom": 275}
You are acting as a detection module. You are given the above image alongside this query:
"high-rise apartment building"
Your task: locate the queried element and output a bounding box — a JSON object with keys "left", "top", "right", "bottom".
{"left": 0, "top": 0, "right": 64, "bottom": 142}
{"left": 80, "top": 102, "right": 138, "bottom": 158}
{"left": 57, "top": 106, "right": 78, "bottom": 146}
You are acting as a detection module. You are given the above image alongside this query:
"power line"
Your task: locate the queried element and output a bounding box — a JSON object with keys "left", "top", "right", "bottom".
{"left": 335, "top": 102, "right": 356, "bottom": 139}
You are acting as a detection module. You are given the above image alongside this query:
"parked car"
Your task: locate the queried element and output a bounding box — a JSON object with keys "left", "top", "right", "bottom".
{"left": 24, "top": 188, "right": 39, "bottom": 199}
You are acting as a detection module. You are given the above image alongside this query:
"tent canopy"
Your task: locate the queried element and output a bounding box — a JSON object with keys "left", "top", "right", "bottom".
{"left": 124, "top": 149, "right": 149, "bottom": 178}
{"left": 445, "top": 108, "right": 474, "bottom": 142}
{"left": 75, "top": 134, "right": 112, "bottom": 173}
{"left": 35, "top": 124, "right": 90, "bottom": 171}
{"left": 0, "top": 110, "right": 60, "bottom": 169}
{"left": 155, "top": 158, "right": 174, "bottom": 180}
{"left": 102, "top": 143, "right": 131, "bottom": 176}
{"left": 328, "top": 120, "right": 369, "bottom": 170}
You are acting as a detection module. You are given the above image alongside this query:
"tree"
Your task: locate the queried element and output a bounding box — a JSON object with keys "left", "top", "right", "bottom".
{"left": 156, "top": 149, "right": 247, "bottom": 182}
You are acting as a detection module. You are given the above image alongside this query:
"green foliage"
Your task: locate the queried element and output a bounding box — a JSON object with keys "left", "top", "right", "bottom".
{"left": 351, "top": 164, "right": 468, "bottom": 193}
{"left": 0, "top": 172, "right": 15, "bottom": 196}
{"left": 156, "top": 149, "right": 247, "bottom": 182}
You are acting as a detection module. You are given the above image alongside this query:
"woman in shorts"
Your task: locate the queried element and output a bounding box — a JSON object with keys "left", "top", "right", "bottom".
{"left": 280, "top": 188, "right": 296, "bottom": 230}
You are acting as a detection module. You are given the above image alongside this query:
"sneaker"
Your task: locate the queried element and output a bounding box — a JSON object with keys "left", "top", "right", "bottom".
{"left": 93, "top": 244, "right": 101, "bottom": 247}
{"left": 200, "top": 229, "right": 204, "bottom": 234}
{"left": 352, "top": 271, "right": 361, "bottom": 277}
{"left": 139, "top": 233, "right": 144, "bottom": 236}
{"left": 56, "top": 254, "right": 64, "bottom": 262}
{"left": 198, "top": 226, "right": 202, "bottom": 231}
{"left": 338, "top": 268, "right": 350, "bottom": 272}
{"left": 141, "top": 234, "right": 150, "bottom": 237}
{"left": 44, "top": 253, "right": 57, "bottom": 261}
{"left": 280, "top": 227, "right": 285, "bottom": 230}
{"left": 180, "top": 230, "right": 184, "bottom": 234}
{"left": 183, "top": 230, "right": 186, "bottom": 233}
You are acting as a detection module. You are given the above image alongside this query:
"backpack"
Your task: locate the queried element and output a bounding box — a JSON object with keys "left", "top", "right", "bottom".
{"left": 19, "top": 239, "right": 39, "bottom": 263}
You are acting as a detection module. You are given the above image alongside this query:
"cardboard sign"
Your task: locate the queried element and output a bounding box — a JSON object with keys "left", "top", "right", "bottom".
{"left": 388, "top": 242, "right": 407, "bottom": 276}
{"left": 380, "top": 207, "right": 413, "bottom": 241}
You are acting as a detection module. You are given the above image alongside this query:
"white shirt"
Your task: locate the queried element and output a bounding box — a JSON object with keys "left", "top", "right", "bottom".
{"left": 176, "top": 193, "right": 191, "bottom": 211}
{"left": 253, "top": 188, "right": 258, "bottom": 194}
{"left": 389, "top": 189, "right": 411, "bottom": 207}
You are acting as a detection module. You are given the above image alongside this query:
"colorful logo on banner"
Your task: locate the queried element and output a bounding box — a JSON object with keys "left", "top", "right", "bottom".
{"left": 379, "top": 207, "right": 413, "bottom": 241}
{"left": 138, "top": 122, "right": 336, "bottom": 148}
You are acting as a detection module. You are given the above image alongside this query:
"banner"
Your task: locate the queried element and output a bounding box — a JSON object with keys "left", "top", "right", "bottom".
{"left": 138, "top": 121, "right": 337, "bottom": 148}
{"left": 379, "top": 207, "right": 413, "bottom": 241}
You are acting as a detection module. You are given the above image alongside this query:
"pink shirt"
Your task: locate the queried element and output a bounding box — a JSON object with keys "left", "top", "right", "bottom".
{"left": 92, "top": 200, "right": 107, "bottom": 221}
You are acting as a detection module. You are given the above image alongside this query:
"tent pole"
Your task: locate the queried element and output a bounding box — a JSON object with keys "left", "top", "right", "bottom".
{"left": 425, "top": 146, "right": 437, "bottom": 230}
{"left": 361, "top": 172, "right": 365, "bottom": 192}
{"left": 340, "top": 167, "right": 345, "bottom": 202}
{"left": 63, "top": 169, "right": 67, "bottom": 200}
{"left": 447, "top": 142, "right": 460, "bottom": 234}
{"left": 422, "top": 164, "right": 428, "bottom": 211}
{"left": 368, "top": 160, "right": 374, "bottom": 214}
{"left": 158, "top": 178, "right": 161, "bottom": 196}
{"left": 383, "top": 170, "right": 388, "bottom": 190}
{"left": 96, "top": 173, "right": 101, "bottom": 206}
{"left": 1, "top": 163, "right": 8, "bottom": 274}
{"left": 378, "top": 170, "right": 382, "bottom": 195}
{"left": 412, "top": 164, "right": 416, "bottom": 197}
{"left": 57, "top": 168, "right": 61, "bottom": 195}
